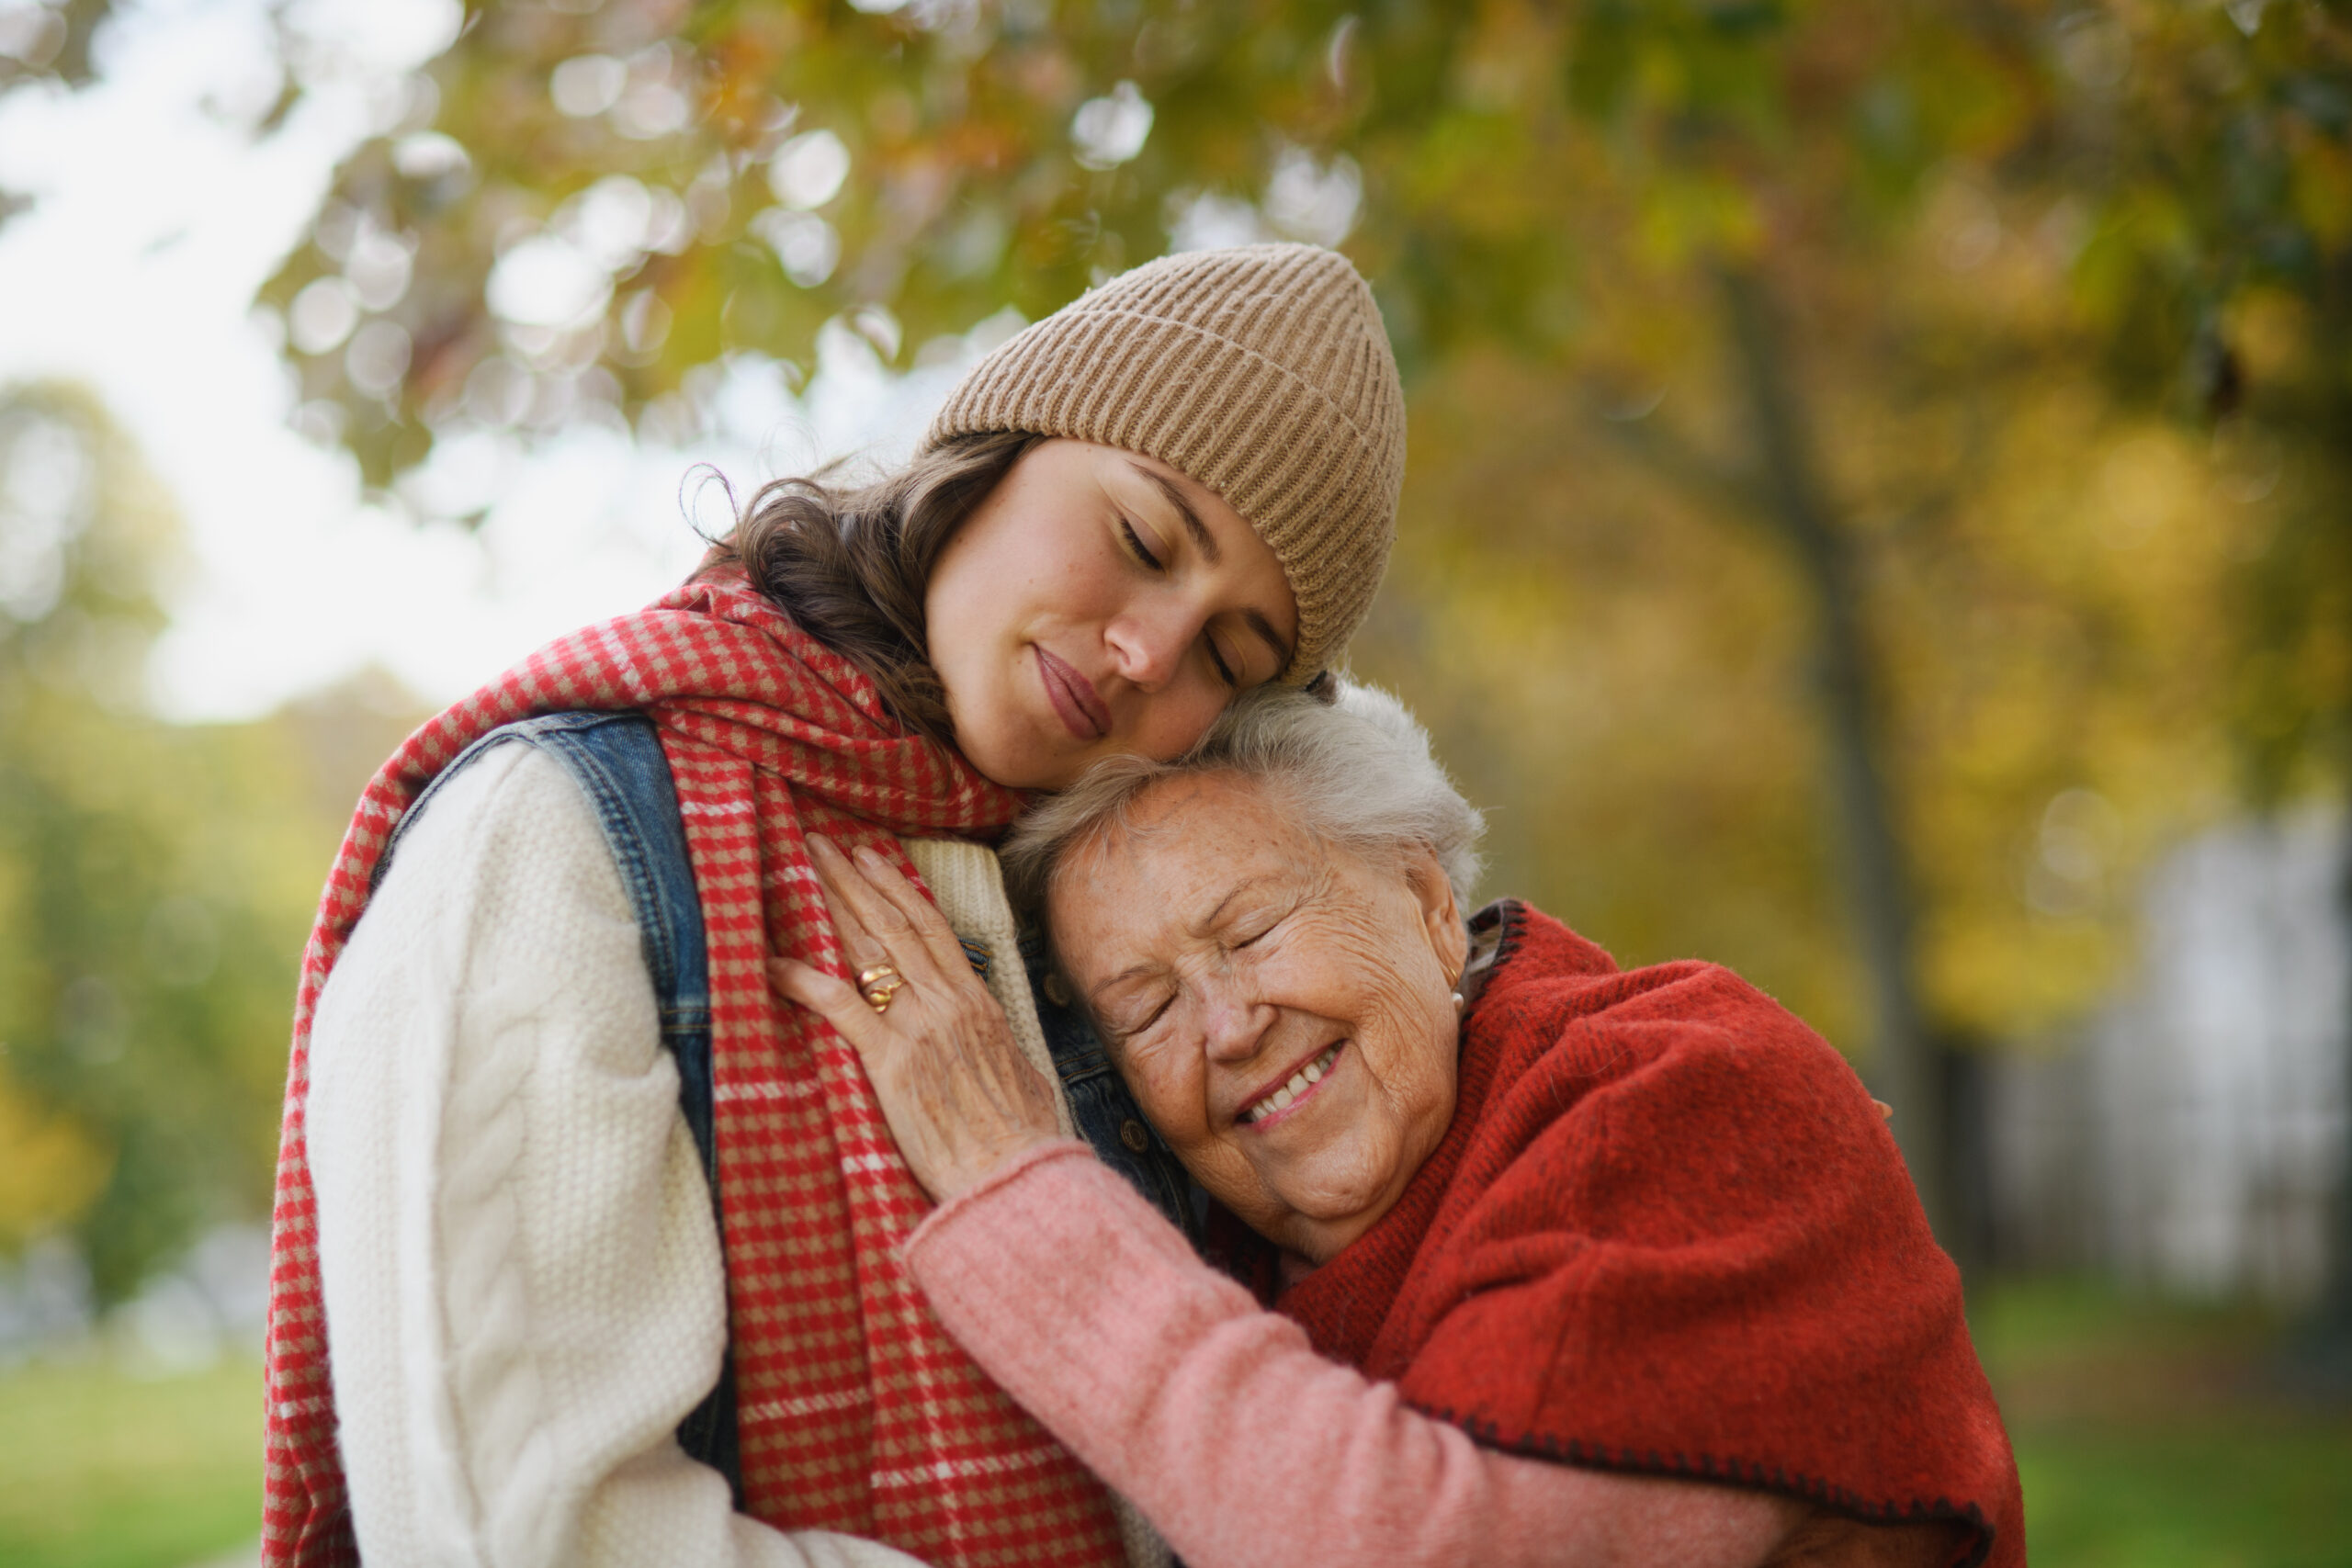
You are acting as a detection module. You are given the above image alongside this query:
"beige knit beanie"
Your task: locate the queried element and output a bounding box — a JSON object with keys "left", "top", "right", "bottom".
{"left": 926, "top": 243, "right": 1405, "bottom": 683}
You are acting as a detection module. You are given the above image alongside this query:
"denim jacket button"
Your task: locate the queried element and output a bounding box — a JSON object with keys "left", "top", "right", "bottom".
{"left": 1118, "top": 1118, "right": 1150, "bottom": 1154}
{"left": 1044, "top": 973, "right": 1072, "bottom": 1007}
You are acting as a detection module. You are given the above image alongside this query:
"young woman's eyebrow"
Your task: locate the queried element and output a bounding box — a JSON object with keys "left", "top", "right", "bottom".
{"left": 1128, "top": 461, "right": 1219, "bottom": 564}
{"left": 1126, "top": 460, "right": 1296, "bottom": 672}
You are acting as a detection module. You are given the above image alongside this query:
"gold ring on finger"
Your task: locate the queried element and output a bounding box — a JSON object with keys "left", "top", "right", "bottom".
{"left": 857, "top": 964, "right": 908, "bottom": 1013}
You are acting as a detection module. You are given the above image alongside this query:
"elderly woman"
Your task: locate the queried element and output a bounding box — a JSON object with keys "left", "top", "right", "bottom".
{"left": 775, "top": 684, "right": 2023, "bottom": 1568}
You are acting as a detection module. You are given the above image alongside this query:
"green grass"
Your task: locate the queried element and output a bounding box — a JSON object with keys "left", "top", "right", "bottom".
{"left": 2, "top": 1282, "right": 2350, "bottom": 1566}
{"left": 1976, "top": 1278, "right": 2352, "bottom": 1568}
{"left": 0, "top": 1354, "right": 259, "bottom": 1568}
{"left": 2014, "top": 1418, "right": 2352, "bottom": 1568}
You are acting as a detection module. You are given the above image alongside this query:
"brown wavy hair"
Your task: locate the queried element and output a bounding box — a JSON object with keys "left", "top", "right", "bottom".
{"left": 696, "top": 431, "right": 1044, "bottom": 745}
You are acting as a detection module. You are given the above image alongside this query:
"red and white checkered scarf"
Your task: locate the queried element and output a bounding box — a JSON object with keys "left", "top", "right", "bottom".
{"left": 262, "top": 574, "right": 1126, "bottom": 1567}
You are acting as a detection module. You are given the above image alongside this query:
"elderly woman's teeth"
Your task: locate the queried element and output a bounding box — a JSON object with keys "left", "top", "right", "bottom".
{"left": 1242, "top": 1043, "right": 1344, "bottom": 1124}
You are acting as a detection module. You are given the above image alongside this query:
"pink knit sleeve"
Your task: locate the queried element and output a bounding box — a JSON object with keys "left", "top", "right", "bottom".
{"left": 903, "top": 1144, "right": 1804, "bottom": 1568}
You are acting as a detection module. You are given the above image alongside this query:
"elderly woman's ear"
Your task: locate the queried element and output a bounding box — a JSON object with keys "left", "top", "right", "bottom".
{"left": 1405, "top": 845, "right": 1471, "bottom": 992}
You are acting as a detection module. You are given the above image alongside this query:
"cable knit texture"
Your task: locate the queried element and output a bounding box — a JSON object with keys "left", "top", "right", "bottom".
{"left": 310, "top": 745, "right": 932, "bottom": 1568}
{"left": 267, "top": 578, "right": 1126, "bottom": 1568}
{"left": 900, "top": 840, "right": 1070, "bottom": 1138}
{"left": 926, "top": 243, "right": 1404, "bottom": 682}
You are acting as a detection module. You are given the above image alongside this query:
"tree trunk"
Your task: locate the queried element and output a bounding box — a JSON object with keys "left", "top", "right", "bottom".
{"left": 2286, "top": 280, "right": 2352, "bottom": 1376}
{"left": 1718, "top": 266, "right": 1955, "bottom": 1248}
{"left": 2300, "top": 822, "right": 2352, "bottom": 1382}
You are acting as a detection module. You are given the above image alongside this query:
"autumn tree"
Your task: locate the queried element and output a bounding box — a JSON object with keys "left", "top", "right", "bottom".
{"left": 0, "top": 384, "right": 386, "bottom": 1303}
{"left": 7, "top": 0, "right": 2346, "bottom": 1273}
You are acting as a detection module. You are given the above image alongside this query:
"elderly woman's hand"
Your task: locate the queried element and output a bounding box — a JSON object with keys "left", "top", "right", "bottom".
{"left": 768, "top": 835, "right": 1063, "bottom": 1203}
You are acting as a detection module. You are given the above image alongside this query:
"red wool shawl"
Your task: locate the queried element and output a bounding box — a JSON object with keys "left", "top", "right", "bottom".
{"left": 1279, "top": 904, "right": 2025, "bottom": 1568}
{"left": 262, "top": 577, "right": 1126, "bottom": 1568}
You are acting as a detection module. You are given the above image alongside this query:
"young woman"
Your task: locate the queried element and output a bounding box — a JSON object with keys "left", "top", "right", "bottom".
{"left": 261, "top": 243, "right": 1406, "bottom": 1568}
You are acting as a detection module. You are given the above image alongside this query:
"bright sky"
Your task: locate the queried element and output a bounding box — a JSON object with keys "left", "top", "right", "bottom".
{"left": 0, "top": 0, "right": 975, "bottom": 721}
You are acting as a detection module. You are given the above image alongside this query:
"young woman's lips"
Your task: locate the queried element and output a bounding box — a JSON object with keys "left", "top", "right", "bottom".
{"left": 1035, "top": 647, "right": 1109, "bottom": 740}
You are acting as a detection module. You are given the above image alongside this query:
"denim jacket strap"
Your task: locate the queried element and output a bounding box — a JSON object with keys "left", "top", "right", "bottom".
{"left": 376, "top": 709, "right": 743, "bottom": 1504}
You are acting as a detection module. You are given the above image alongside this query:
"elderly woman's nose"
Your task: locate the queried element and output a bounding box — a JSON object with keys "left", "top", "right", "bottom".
{"left": 1197, "top": 991, "right": 1273, "bottom": 1063}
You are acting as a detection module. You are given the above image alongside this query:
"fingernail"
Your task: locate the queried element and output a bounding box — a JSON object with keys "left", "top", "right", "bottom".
{"left": 854, "top": 845, "right": 885, "bottom": 869}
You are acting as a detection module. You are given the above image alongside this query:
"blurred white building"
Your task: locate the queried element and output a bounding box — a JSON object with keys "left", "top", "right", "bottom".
{"left": 0, "top": 1223, "right": 269, "bottom": 1365}
{"left": 1988, "top": 811, "right": 2349, "bottom": 1302}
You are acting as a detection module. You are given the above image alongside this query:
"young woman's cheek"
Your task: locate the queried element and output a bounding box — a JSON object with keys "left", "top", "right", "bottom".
{"left": 1135, "top": 680, "right": 1229, "bottom": 761}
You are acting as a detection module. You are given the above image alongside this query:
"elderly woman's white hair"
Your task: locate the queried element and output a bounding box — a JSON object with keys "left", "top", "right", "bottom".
{"left": 1002, "top": 680, "right": 1486, "bottom": 918}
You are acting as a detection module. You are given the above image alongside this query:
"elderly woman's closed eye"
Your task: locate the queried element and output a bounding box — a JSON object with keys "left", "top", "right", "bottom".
{"left": 773, "top": 685, "right": 2023, "bottom": 1568}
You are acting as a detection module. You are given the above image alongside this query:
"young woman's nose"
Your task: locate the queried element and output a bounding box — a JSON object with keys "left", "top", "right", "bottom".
{"left": 1103, "top": 601, "right": 1200, "bottom": 692}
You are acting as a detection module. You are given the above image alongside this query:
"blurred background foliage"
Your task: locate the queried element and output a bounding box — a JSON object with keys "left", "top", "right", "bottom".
{"left": 232, "top": 0, "right": 2351, "bottom": 1243}
{"left": 1, "top": 0, "right": 2350, "bottom": 1560}
{"left": 0, "top": 385, "right": 413, "bottom": 1305}
{"left": 0, "top": 0, "right": 2342, "bottom": 1305}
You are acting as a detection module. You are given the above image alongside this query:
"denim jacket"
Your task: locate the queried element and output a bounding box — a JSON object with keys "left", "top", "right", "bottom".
{"left": 1020, "top": 926, "right": 1201, "bottom": 1244}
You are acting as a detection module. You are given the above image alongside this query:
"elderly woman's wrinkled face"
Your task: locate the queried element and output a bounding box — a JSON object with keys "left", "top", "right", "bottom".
{"left": 1047, "top": 773, "right": 1469, "bottom": 1262}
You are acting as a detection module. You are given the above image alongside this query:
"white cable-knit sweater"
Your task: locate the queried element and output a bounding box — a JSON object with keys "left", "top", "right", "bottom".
{"left": 307, "top": 741, "right": 1102, "bottom": 1568}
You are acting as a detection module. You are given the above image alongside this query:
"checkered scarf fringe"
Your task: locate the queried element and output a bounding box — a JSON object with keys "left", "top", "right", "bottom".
{"left": 262, "top": 576, "right": 1127, "bottom": 1567}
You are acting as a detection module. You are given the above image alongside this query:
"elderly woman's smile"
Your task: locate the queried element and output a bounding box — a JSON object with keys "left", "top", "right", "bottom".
{"left": 1049, "top": 772, "right": 1469, "bottom": 1262}
{"left": 775, "top": 682, "right": 2021, "bottom": 1568}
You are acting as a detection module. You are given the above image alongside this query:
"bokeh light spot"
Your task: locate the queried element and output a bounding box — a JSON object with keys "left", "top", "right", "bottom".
{"left": 549, "top": 53, "right": 626, "bottom": 118}
{"left": 345, "top": 321, "right": 412, "bottom": 399}
{"left": 769, "top": 130, "right": 851, "bottom": 210}
{"left": 754, "top": 209, "right": 840, "bottom": 288}
{"left": 1072, "top": 81, "right": 1152, "bottom": 171}
{"left": 288, "top": 277, "right": 360, "bottom": 355}
{"left": 485, "top": 234, "right": 612, "bottom": 329}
